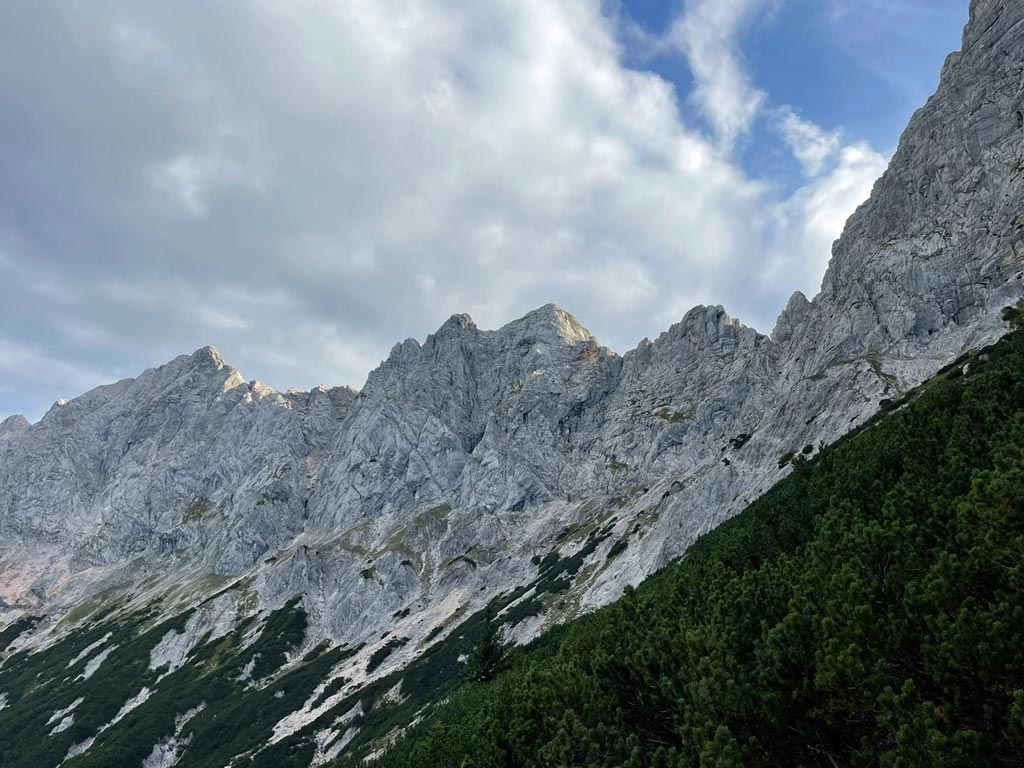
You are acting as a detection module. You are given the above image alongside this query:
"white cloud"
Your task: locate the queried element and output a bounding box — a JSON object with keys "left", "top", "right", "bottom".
{"left": 150, "top": 154, "right": 212, "bottom": 216}
{"left": 0, "top": 0, "right": 891, "bottom": 421}
{"left": 773, "top": 107, "right": 843, "bottom": 176}
{"left": 149, "top": 126, "right": 269, "bottom": 217}
{"left": 197, "top": 307, "right": 252, "bottom": 332}
{"left": 766, "top": 142, "right": 889, "bottom": 295}
{"left": 667, "top": 0, "right": 776, "bottom": 147}
{"left": 0, "top": 336, "right": 118, "bottom": 420}
{"left": 110, "top": 21, "right": 163, "bottom": 61}
{"left": 563, "top": 258, "right": 657, "bottom": 313}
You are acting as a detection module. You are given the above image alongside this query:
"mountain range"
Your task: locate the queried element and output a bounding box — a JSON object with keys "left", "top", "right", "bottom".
{"left": 1, "top": 1, "right": 1023, "bottom": 765}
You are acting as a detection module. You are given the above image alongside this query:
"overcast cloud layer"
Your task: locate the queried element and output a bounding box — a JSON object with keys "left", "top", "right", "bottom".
{"left": 1, "top": 0, "right": 960, "bottom": 421}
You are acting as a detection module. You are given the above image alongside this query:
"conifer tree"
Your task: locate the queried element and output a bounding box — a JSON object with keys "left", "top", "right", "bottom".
{"left": 1003, "top": 299, "right": 1024, "bottom": 343}
{"left": 467, "top": 604, "right": 505, "bottom": 683}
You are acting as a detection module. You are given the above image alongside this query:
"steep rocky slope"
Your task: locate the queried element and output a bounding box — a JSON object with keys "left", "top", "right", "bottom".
{"left": 358, "top": 325, "right": 1024, "bottom": 768}
{"left": 0, "top": 0, "right": 1022, "bottom": 763}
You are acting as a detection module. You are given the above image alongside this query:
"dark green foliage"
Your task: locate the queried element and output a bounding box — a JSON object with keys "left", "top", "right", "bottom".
{"left": 367, "top": 637, "right": 409, "bottom": 674}
{"left": 311, "top": 676, "right": 349, "bottom": 709}
{"left": 0, "top": 543, "right": 582, "bottom": 767}
{"left": 729, "top": 432, "right": 752, "bottom": 450}
{"left": 302, "top": 639, "right": 332, "bottom": 662}
{"left": 249, "top": 596, "right": 307, "bottom": 679}
{"left": 323, "top": 596, "right": 540, "bottom": 761}
{"left": 422, "top": 626, "right": 443, "bottom": 644}
{"left": 466, "top": 606, "right": 505, "bottom": 683}
{"left": 1003, "top": 299, "right": 1024, "bottom": 335}
{"left": 534, "top": 522, "right": 614, "bottom": 595}
{"left": 606, "top": 538, "right": 629, "bottom": 560}
{"left": 0, "top": 615, "right": 37, "bottom": 652}
{"left": 360, "top": 332, "right": 1024, "bottom": 768}
{"left": 536, "top": 551, "right": 561, "bottom": 572}
{"left": 169, "top": 640, "right": 354, "bottom": 768}
{"left": 0, "top": 605, "right": 192, "bottom": 768}
{"left": 61, "top": 599, "right": 311, "bottom": 768}
{"left": 0, "top": 597, "right": 319, "bottom": 768}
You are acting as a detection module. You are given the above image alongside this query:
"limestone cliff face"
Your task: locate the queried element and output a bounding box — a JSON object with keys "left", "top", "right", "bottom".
{"left": 805, "top": 0, "right": 1024, "bottom": 367}
{"left": 0, "top": 348, "right": 356, "bottom": 575}
{"left": 1, "top": 0, "right": 1023, "bottom": 686}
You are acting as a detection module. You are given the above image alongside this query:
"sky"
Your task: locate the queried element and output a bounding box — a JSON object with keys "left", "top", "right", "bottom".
{"left": 0, "top": 0, "right": 968, "bottom": 422}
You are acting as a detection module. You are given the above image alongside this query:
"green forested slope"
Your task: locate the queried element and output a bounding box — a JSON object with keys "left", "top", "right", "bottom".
{"left": 360, "top": 324, "right": 1024, "bottom": 768}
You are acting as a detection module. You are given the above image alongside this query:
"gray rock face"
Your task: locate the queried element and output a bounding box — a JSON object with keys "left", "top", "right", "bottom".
{"left": 1, "top": 0, "right": 1023, "bottom": 691}
{"left": 802, "top": 0, "right": 1024, "bottom": 369}
{"left": 0, "top": 415, "right": 30, "bottom": 437}
{"left": 0, "top": 347, "right": 356, "bottom": 576}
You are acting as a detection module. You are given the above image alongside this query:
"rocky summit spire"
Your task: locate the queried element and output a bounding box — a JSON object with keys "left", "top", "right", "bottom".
{"left": 432, "top": 312, "right": 478, "bottom": 338}
{"left": 0, "top": 414, "right": 30, "bottom": 435}
{"left": 496, "top": 303, "right": 595, "bottom": 346}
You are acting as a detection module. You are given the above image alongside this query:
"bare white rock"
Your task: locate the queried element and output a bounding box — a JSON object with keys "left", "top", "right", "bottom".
{"left": 141, "top": 704, "right": 206, "bottom": 768}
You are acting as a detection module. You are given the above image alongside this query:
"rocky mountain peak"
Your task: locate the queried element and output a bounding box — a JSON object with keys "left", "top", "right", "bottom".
{"left": 0, "top": 414, "right": 30, "bottom": 436}
{"left": 651, "top": 304, "right": 763, "bottom": 358}
{"left": 427, "top": 304, "right": 594, "bottom": 347}
{"left": 771, "top": 291, "right": 813, "bottom": 344}
{"left": 192, "top": 344, "right": 227, "bottom": 366}
{"left": 500, "top": 303, "right": 595, "bottom": 346}
{"left": 434, "top": 312, "right": 478, "bottom": 339}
